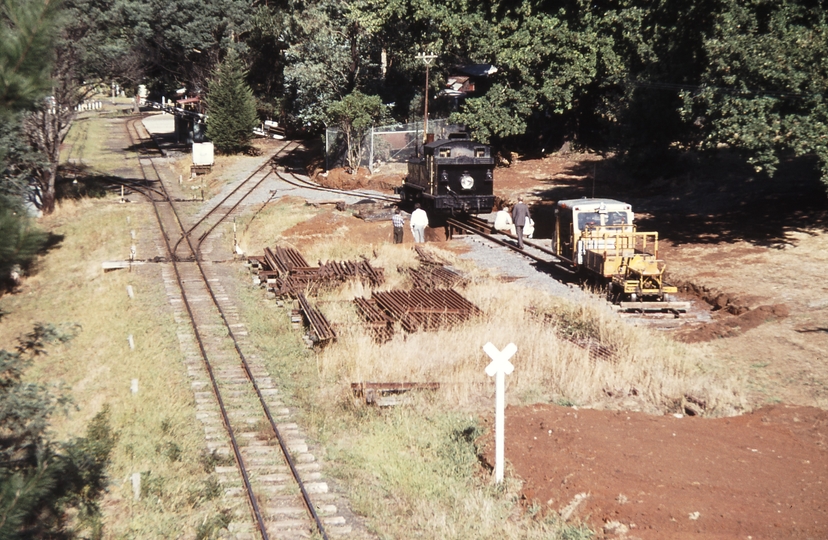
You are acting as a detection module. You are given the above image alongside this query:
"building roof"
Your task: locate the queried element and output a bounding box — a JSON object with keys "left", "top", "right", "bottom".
{"left": 457, "top": 64, "right": 498, "bottom": 77}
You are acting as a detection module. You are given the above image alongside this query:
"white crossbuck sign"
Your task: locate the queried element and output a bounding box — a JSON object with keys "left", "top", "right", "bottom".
{"left": 483, "top": 342, "right": 516, "bottom": 483}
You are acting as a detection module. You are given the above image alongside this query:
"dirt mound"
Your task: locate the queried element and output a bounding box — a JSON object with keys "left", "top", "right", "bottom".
{"left": 675, "top": 304, "right": 789, "bottom": 343}
{"left": 315, "top": 167, "right": 399, "bottom": 193}
{"left": 484, "top": 403, "right": 828, "bottom": 539}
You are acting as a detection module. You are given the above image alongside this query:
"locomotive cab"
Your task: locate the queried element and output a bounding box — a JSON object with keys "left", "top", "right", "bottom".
{"left": 554, "top": 198, "right": 678, "bottom": 301}
{"left": 398, "top": 134, "right": 495, "bottom": 216}
{"left": 554, "top": 198, "right": 633, "bottom": 265}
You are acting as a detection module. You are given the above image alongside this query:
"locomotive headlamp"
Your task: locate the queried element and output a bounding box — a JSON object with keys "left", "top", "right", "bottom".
{"left": 440, "top": 171, "right": 449, "bottom": 183}
{"left": 460, "top": 172, "right": 474, "bottom": 190}
{"left": 486, "top": 169, "right": 493, "bottom": 181}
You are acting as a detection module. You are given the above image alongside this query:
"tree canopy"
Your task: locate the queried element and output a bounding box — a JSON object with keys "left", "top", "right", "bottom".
{"left": 5, "top": 0, "right": 828, "bottom": 188}
{"left": 326, "top": 90, "right": 389, "bottom": 171}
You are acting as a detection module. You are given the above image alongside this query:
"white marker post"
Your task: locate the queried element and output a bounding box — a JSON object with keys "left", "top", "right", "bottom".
{"left": 484, "top": 342, "right": 516, "bottom": 484}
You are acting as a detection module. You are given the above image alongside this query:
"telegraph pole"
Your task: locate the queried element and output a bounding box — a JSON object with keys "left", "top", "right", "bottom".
{"left": 416, "top": 52, "right": 438, "bottom": 144}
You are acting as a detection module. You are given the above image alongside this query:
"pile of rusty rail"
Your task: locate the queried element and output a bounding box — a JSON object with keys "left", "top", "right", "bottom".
{"left": 318, "top": 259, "right": 385, "bottom": 287}
{"left": 248, "top": 245, "right": 388, "bottom": 347}
{"left": 296, "top": 292, "right": 336, "bottom": 344}
{"left": 351, "top": 382, "right": 441, "bottom": 406}
{"left": 407, "top": 245, "right": 468, "bottom": 289}
{"left": 405, "top": 264, "right": 467, "bottom": 290}
{"left": 247, "top": 246, "right": 333, "bottom": 346}
{"left": 250, "top": 247, "right": 384, "bottom": 296}
{"left": 414, "top": 245, "right": 449, "bottom": 266}
{"left": 355, "top": 288, "right": 481, "bottom": 338}
{"left": 353, "top": 297, "right": 395, "bottom": 342}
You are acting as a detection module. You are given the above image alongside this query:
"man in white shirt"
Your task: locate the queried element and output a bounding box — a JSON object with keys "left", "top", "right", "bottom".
{"left": 493, "top": 206, "right": 516, "bottom": 235}
{"left": 410, "top": 203, "right": 429, "bottom": 243}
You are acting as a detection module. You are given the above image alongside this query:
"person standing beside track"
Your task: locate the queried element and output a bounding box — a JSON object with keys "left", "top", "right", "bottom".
{"left": 410, "top": 203, "right": 429, "bottom": 243}
{"left": 511, "top": 196, "right": 531, "bottom": 249}
{"left": 391, "top": 207, "right": 405, "bottom": 244}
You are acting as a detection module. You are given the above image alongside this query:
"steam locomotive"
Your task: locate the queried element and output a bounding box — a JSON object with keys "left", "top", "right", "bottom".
{"left": 396, "top": 134, "right": 495, "bottom": 218}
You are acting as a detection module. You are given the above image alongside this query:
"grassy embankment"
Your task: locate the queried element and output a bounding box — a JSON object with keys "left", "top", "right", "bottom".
{"left": 0, "top": 110, "right": 241, "bottom": 538}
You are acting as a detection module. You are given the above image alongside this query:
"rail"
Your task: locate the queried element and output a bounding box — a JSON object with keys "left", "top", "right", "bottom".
{"left": 124, "top": 117, "right": 332, "bottom": 540}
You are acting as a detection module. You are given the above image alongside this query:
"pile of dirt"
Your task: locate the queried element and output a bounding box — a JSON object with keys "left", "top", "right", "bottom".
{"left": 482, "top": 403, "right": 828, "bottom": 540}
{"left": 675, "top": 304, "right": 790, "bottom": 343}
{"left": 314, "top": 167, "right": 400, "bottom": 193}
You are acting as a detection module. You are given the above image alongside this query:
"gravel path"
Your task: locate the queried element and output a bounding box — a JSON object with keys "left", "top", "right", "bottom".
{"left": 454, "top": 213, "right": 605, "bottom": 307}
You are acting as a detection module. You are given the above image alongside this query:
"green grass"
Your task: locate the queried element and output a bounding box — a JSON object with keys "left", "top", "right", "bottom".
{"left": 0, "top": 202, "right": 233, "bottom": 537}
{"left": 0, "top": 117, "right": 237, "bottom": 537}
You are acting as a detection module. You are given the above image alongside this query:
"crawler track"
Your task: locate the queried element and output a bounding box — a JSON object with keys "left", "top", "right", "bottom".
{"left": 123, "top": 117, "right": 355, "bottom": 539}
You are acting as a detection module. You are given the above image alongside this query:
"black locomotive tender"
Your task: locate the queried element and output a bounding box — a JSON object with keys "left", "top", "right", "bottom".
{"left": 396, "top": 134, "right": 495, "bottom": 217}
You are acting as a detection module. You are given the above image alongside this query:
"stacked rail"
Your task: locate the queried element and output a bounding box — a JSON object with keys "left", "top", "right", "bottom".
{"left": 370, "top": 289, "right": 481, "bottom": 333}
{"left": 353, "top": 297, "right": 396, "bottom": 342}
{"left": 250, "top": 246, "right": 387, "bottom": 346}
{"left": 405, "top": 265, "right": 468, "bottom": 289}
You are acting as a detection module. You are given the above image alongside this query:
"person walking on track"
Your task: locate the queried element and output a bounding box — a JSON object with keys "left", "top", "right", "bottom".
{"left": 391, "top": 207, "right": 405, "bottom": 244}
{"left": 511, "top": 196, "right": 531, "bottom": 249}
{"left": 410, "top": 203, "right": 429, "bottom": 243}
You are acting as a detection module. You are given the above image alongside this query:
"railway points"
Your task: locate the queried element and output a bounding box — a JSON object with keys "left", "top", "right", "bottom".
{"left": 126, "top": 115, "right": 372, "bottom": 540}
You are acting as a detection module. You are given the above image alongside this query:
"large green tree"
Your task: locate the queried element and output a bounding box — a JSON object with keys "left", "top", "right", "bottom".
{"left": 0, "top": 0, "right": 59, "bottom": 281}
{"left": 205, "top": 50, "right": 258, "bottom": 154}
{"left": 682, "top": 0, "right": 828, "bottom": 184}
{"left": 0, "top": 0, "right": 60, "bottom": 113}
{"left": 326, "top": 90, "right": 388, "bottom": 171}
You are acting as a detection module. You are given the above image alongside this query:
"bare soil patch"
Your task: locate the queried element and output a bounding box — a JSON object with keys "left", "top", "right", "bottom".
{"left": 314, "top": 166, "right": 404, "bottom": 193}
{"left": 482, "top": 403, "right": 828, "bottom": 540}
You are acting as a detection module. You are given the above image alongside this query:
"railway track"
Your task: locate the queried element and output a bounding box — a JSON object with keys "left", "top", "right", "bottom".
{"left": 269, "top": 155, "right": 399, "bottom": 204}
{"left": 123, "top": 117, "right": 363, "bottom": 539}
{"left": 448, "top": 215, "right": 570, "bottom": 267}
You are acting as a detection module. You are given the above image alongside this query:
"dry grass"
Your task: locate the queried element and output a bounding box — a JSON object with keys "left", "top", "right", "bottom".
{"left": 310, "top": 244, "right": 746, "bottom": 417}
{"left": 236, "top": 197, "right": 318, "bottom": 256}
{"left": 231, "top": 226, "right": 747, "bottom": 539}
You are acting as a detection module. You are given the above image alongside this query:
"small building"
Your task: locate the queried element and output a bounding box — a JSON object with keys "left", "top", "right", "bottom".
{"left": 441, "top": 64, "right": 498, "bottom": 109}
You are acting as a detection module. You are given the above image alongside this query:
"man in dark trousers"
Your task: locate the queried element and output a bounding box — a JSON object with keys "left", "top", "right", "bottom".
{"left": 511, "top": 196, "right": 530, "bottom": 249}
{"left": 391, "top": 207, "right": 405, "bottom": 244}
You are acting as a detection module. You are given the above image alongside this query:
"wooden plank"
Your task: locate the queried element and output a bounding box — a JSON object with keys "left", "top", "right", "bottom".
{"left": 618, "top": 301, "right": 690, "bottom": 312}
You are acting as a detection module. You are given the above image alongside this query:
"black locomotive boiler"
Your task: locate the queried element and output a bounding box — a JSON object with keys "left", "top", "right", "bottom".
{"left": 396, "top": 134, "right": 495, "bottom": 217}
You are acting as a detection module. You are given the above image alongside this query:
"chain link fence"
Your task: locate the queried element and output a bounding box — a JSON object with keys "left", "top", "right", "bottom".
{"left": 325, "top": 119, "right": 467, "bottom": 172}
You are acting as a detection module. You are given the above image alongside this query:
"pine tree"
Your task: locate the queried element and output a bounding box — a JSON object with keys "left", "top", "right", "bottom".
{"left": 205, "top": 50, "right": 259, "bottom": 154}
{"left": 0, "top": 324, "right": 116, "bottom": 538}
{"left": 0, "top": 0, "right": 60, "bottom": 115}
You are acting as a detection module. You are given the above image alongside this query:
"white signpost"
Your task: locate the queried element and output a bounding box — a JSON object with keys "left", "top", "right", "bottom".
{"left": 483, "top": 342, "right": 516, "bottom": 483}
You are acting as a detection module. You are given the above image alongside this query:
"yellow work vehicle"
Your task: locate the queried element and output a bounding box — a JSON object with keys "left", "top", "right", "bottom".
{"left": 552, "top": 198, "right": 680, "bottom": 305}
